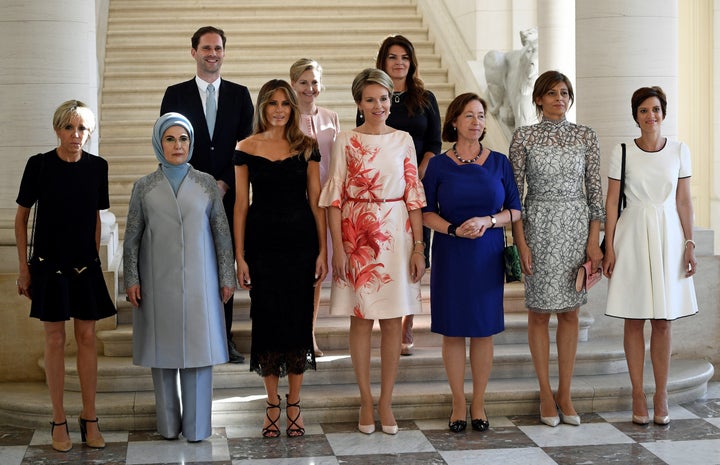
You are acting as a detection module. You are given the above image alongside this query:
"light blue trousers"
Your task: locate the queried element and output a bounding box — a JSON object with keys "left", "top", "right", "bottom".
{"left": 151, "top": 366, "right": 213, "bottom": 441}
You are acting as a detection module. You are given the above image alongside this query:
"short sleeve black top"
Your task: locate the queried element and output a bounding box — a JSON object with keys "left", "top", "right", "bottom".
{"left": 16, "top": 150, "right": 110, "bottom": 267}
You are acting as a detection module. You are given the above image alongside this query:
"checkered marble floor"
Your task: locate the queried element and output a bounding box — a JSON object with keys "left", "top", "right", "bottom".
{"left": 2, "top": 382, "right": 719, "bottom": 465}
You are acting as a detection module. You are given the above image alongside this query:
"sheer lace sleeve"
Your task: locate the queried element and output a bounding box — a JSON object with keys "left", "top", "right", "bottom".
{"left": 582, "top": 127, "right": 605, "bottom": 222}
{"left": 509, "top": 127, "right": 528, "bottom": 205}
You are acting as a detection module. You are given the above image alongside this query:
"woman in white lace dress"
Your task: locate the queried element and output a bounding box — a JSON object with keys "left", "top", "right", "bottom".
{"left": 510, "top": 71, "right": 604, "bottom": 427}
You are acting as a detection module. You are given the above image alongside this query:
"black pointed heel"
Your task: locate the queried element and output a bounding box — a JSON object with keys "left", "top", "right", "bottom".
{"left": 448, "top": 409, "right": 467, "bottom": 433}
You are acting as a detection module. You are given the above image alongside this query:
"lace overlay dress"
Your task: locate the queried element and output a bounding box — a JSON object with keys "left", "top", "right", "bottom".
{"left": 234, "top": 150, "right": 321, "bottom": 377}
{"left": 509, "top": 118, "right": 605, "bottom": 312}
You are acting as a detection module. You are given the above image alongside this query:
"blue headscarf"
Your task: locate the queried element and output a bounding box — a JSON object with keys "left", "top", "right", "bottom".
{"left": 152, "top": 112, "right": 194, "bottom": 194}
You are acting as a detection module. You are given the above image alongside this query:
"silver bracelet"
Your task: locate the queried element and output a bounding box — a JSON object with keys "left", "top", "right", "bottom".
{"left": 684, "top": 239, "right": 696, "bottom": 248}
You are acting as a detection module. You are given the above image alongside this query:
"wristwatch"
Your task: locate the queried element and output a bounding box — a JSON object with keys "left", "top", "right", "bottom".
{"left": 447, "top": 224, "right": 458, "bottom": 237}
{"left": 489, "top": 215, "right": 496, "bottom": 228}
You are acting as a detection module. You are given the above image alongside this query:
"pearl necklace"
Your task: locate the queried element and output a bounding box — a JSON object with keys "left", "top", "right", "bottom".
{"left": 452, "top": 143, "right": 483, "bottom": 164}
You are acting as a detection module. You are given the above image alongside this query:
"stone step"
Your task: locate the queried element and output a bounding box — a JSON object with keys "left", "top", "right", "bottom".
{"left": 104, "top": 41, "right": 439, "bottom": 58}
{"left": 104, "top": 277, "right": 524, "bottom": 324}
{"left": 101, "top": 69, "right": 450, "bottom": 88}
{"left": 62, "top": 336, "right": 625, "bottom": 393}
{"left": 109, "top": 0, "right": 417, "bottom": 15}
{"left": 98, "top": 306, "right": 593, "bottom": 361}
{"left": 0, "top": 359, "right": 712, "bottom": 431}
{"left": 108, "top": 23, "right": 427, "bottom": 37}
{"left": 98, "top": 88, "right": 457, "bottom": 121}
{"left": 102, "top": 53, "right": 445, "bottom": 73}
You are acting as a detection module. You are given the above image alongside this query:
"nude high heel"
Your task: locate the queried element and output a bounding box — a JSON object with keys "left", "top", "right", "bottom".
{"left": 78, "top": 417, "right": 106, "bottom": 449}
{"left": 50, "top": 420, "right": 72, "bottom": 452}
{"left": 632, "top": 393, "right": 649, "bottom": 425}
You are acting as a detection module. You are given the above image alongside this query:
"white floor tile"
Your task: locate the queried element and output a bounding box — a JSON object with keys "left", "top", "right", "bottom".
{"left": 0, "top": 446, "right": 27, "bottom": 465}
{"left": 325, "top": 430, "right": 435, "bottom": 455}
{"left": 519, "top": 423, "right": 635, "bottom": 447}
{"left": 599, "top": 404, "right": 699, "bottom": 423}
{"left": 440, "top": 447, "right": 558, "bottom": 465}
{"left": 706, "top": 418, "right": 720, "bottom": 429}
{"left": 642, "top": 439, "right": 720, "bottom": 465}
{"left": 125, "top": 437, "right": 230, "bottom": 464}
{"left": 29, "top": 429, "right": 127, "bottom": 446}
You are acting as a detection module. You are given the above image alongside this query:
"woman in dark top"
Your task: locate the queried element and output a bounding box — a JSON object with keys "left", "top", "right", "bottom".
{"left": 358, "top": 34, "right": 442, "bottom": 355}
{"left": 15, "top": 100, "right": 115, "bottom": 452}
{"left": 234, "top": 80, "right": 327, "bottom": 438}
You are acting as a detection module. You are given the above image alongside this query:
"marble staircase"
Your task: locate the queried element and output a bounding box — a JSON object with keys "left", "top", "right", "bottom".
{"left": 0, "top": 276, "right": 713, "bottom": 431}
{"left": 0, "top": 0, "right": 714, "bottom": 433}
{"left": 99, "top": 0, "right": 453, "bottom": 237}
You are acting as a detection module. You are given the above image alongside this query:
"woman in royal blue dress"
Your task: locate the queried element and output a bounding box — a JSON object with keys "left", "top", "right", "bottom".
{"left": 422, "top": 93, "right": 521, "bottom": 432}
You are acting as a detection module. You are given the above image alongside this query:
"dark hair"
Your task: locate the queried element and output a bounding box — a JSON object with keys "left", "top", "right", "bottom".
{"left": 442, "top": 93, "right": 487, "bottom": 142}
{"left": 532, "top": 70, "right": 575, "bottom": 118}
{"left": 254, "top": 79, "right": 316, "bottom": 160}
{"left": 191, "top": 26, "right": 226, "bottom": 50}
{"left": 631, "top": 86, "right": 667, "bottom": 124}
{"left": 375, "top": 34, "right": 429, "bottom": 116}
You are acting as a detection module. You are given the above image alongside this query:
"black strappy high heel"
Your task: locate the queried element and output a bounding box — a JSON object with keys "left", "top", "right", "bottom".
{"left": 78, "top": 417, "right": 106, "bottom": 448}
{"left": 285, "top": 394, "right": 305, "bottom": 437}
{"left": 262, "top": 395, "right": 282, "bottom": 438}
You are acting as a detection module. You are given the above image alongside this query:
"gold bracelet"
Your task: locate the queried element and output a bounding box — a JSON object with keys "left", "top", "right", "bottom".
{"left": 412, "top": 250, "right": 424, "bottom": 257}
{"left": 413, "top": 240, "right": 426, "bottom": 248}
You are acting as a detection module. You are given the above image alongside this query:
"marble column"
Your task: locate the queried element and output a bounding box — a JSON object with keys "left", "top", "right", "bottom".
{"left": 537, "top": 0, "right": 576, "bottom": 121}
{"left": 0, "top": 1, "right": 117, "bottom": 382}
{"left": 0, "top": 0, "right": 99, "bottom": 212}
{"left": 576, "top": 0, "right": 679, "bottom": 186}
{"left": 711, "top": 0, "right": 720, "bottom": 252}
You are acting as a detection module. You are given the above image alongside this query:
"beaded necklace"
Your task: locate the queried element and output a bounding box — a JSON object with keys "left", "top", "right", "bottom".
{"left": 452, "top": 143, "right": 483, "bottom": 164}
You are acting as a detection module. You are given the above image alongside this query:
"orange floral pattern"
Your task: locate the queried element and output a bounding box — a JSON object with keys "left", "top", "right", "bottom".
{"left": 319, "top": 131, "right": 426, "bottom": 320}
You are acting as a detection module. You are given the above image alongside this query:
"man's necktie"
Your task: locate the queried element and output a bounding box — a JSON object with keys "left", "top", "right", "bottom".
{"left": 206, "top": 83, "right": 216, "bottom": 138}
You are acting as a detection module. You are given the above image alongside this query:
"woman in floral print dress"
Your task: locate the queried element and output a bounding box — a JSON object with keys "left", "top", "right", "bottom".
{"left": 510, "top": 71, "right": 604, "bottom": 427}
{"left": 319, "top": 68, "right": 426, "bottom": 435}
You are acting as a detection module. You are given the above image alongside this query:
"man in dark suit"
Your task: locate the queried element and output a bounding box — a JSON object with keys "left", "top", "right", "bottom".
{"left": 161, "top": 26, "right": 254, "bottom": 363}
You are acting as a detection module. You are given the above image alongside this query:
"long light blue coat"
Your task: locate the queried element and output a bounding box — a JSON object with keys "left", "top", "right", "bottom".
{"left": 124, "top": 167, "right": 236, "bottom": 368}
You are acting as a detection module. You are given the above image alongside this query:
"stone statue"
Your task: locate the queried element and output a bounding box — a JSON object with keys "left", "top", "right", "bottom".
{"left": 484, "top": 28, "right": 538, "bottom": 134}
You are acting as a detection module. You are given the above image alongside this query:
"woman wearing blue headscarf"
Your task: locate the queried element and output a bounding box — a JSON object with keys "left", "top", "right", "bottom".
{"left": 123, "top": 112, "right": 236, "bottom": 442}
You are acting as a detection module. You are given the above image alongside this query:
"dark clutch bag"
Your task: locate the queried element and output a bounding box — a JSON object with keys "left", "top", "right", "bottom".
{"left": 504, "top": 244, "right": 522, "bottom": 283}
{"left": 503, "top": 208, "right": 522, "bottom": 283}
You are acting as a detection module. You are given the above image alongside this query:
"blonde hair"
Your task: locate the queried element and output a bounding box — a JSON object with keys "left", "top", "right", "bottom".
{"left": 52, "top": 100, "right": 96, "bottom": 134}
{"left": 351, "top": 68, "right": 394, "bottom": 103}
{"left": 290, "top": 58, "right": 324, "bottom": 91}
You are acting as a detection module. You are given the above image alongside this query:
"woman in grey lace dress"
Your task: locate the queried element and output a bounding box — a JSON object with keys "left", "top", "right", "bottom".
{"left": 124, "top": 112, "right": 236, "bottom": 442}
{"left": 510, "top": 71, "right": 604, "bottom": 427}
